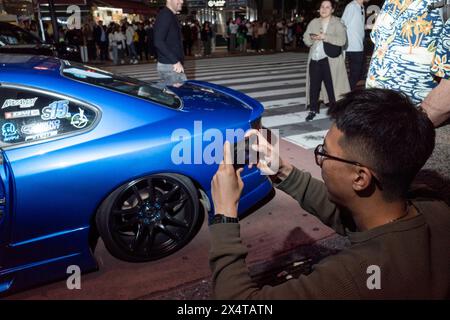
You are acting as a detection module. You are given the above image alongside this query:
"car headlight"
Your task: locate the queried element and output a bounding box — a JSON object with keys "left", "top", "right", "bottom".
{"left": 66, "top": 46, "right": 78, "bottom": 53}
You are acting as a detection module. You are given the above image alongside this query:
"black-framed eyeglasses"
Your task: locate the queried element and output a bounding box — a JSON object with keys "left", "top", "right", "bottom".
{"left": 314, "top": 144, "right": 364, "bottom": 168}
{"left": 314, "top": 144, "right": 383, "bottom": 189}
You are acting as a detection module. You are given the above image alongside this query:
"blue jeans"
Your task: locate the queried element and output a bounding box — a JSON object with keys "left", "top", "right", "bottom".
{"left": 157, "top": 63, "right": 187, "bottom": 86}
{"left": 128, "top": 42, "right": 137, "bottom": 60}
{"left": 111, "top": 45, "right": 118, "bottom": 65}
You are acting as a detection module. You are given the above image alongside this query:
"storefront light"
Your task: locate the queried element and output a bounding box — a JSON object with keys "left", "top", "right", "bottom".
{"left": 208, "top": 0, "right": 226, "bottom": 8}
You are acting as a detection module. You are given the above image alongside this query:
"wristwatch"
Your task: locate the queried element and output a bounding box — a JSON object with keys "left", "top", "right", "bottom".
{"left": 209, "top": 214, "right": 239, "bottom": 226}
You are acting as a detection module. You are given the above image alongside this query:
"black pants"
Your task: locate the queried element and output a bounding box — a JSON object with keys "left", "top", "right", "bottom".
{"left": 184, "top": 40, "right": 192, "bottom": 56}
{"left": 99, "top": 41, "right": 108, "bottom": 61}
{"left": 87, "top": 40, "right": 96, "bottom": 61}
{"left": 346, "top": 51, "right": 365, "bottom": 90}
{"left": 309, "top": 58, "right": 335, "bottom": 113}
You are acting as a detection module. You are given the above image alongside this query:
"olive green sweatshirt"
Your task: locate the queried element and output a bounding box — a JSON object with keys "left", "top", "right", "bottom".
{"left": 209, "top": 167, "right": 450, "bottom": 299}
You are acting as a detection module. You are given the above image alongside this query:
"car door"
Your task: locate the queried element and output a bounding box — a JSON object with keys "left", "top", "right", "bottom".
{"left": 0, "top": 149, "right": 9, "bottom": 254}
{"left": 0, "top": 143, "right": 13, "bottom": 293}
{"left": 0, "top": 84, "right": 99, "bottom": 268}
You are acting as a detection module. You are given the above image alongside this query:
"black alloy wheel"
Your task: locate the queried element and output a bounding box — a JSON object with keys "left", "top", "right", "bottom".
{"left": 96, "top": 173, "right": 201, "bottom": 262}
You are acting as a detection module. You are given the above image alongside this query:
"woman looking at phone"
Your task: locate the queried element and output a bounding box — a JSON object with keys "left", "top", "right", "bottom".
{"left": 303, "top": 0, "right": 350, "bottom": 121}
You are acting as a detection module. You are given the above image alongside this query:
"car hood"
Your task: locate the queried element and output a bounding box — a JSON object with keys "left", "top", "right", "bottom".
{"left": 169, "top": 81, "right": 257, "bottom": 117}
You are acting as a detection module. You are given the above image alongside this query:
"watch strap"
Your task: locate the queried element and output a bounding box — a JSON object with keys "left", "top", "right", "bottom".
{"left": 210, "top": 214, "right": 239, "bottom": 225}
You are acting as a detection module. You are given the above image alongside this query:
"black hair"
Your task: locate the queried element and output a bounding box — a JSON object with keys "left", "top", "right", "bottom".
{"left": 319, "top": 0, "right": 336, "bottom": 9}
{"left": 328, "top": 88, "right": 436, "bottom": 201}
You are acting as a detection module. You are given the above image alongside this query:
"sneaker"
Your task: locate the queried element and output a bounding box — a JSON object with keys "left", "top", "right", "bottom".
{"left": 305, "top": 111, "right": 317, "bottom": 122}
{"left": 133, "top": 59, "right": 138, "bottom": 64}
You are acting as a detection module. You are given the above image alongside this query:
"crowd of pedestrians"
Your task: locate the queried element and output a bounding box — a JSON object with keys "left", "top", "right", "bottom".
{"left": 22, "top": 13, "right": 313, "bottom": 66}
{"left": 25, "top": 19, "right": 157, "bottom": 65}
{"left": 224, "top": 17, "right": 309, "bottom": 54}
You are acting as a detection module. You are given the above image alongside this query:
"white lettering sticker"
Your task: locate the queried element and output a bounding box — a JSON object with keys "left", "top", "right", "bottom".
{"left": 5, "top": 109, "right": 40, "bottom": 119}
{"left": 25, "top": 130, "right": 58, "bottom": 142}
{"left": 2, "top": 97, "right": 38, "bottom": 109}
{"left": 21, "top": 120, "right": 61, "bottom": 135}
{"left": 41, "top": 100, "right": 71, "bottom": 120}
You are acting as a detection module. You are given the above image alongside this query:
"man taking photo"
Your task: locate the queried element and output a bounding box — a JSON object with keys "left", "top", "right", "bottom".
{"left": 209, "top": 88, "right": 450, "bottom": 299}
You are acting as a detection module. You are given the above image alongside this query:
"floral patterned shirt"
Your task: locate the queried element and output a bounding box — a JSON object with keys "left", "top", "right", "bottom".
{"left": 367, "top": 0, "right": 450, "bottom": 104}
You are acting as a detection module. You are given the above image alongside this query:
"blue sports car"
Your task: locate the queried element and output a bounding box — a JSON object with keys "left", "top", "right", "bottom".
{"left": 0, "top": 54, "right": 273, "bottom": 295}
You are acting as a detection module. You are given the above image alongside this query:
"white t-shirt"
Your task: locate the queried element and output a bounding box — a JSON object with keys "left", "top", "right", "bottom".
{"left": 229, "top": 23, "right": 239, "bottom": 35}
{"left": 341, "top": 0, "right": 366, "bottom": 52}
{"left": 246, "top": 23, "right": 253, "bottom": 36}
{"left": 126, "top": 26, "right": 135, "bottom": 45}
{"left": 311, "top": 20, "right": 329, "bottom": 61}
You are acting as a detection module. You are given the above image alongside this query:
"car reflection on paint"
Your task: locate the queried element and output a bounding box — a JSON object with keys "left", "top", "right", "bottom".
{"left": 0, "top": 54, "right": 273, "bottom": 295}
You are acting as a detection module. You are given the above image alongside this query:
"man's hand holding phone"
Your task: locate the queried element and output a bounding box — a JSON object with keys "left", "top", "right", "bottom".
{"left": 244, "top": 129, "right": 293, "bottom": 180}
{"left": 310, "top": 32, "right": 325, "bottom": 41}
{"left": 211, "top": 142, "right": 244, "bottom": 218}
{"left": 211, "top": 132, "right": 295, "bottom": 218}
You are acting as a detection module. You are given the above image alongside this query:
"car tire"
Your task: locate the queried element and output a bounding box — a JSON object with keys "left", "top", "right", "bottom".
{"left": 96, "top": 173, "right": 202, "bottom": 262}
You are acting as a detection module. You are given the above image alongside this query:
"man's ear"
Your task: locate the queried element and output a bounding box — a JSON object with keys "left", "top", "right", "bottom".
{"left": 352, "top": 167, "right": 374, "bottom": 192}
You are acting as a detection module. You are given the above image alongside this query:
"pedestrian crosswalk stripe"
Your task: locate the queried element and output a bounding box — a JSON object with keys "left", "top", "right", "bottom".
{"left": 262, "top": 109, "right": 329, "bottom": 128}
{"left": 213, "top": 74, "right": 303, "bottom": 85}
{"left": 122, "top": 60, "right": 306, "bottom": 75}
{"left": 119, "top": 63, "right": 307, "bottom": 76}
{"left": 284, "top": 130, "right": 329, "bottom": 149}
{"left": 120, "top": 65, "right": 306, "bottom": 80}
{"left": 262, "top": 97, "right": 307, "bottom": 109}
{"left": 136, "top": 68, "right": 306, "bottom": 83}
{"left": 230, "top": 79, "right": 305, "bottom": 91}
{"left": 193, "top": 65, "right": 306, "bottom": 77}
{"left": 193, "top": 68, "right": 305, "bottom": 81}
{"left": 248, "top": 87, "right": 305, "bottom": 99}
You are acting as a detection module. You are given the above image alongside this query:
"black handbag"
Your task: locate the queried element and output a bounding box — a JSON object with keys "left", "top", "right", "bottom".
{"left": 323, "top": 42, "right": 342, "bottom": 58}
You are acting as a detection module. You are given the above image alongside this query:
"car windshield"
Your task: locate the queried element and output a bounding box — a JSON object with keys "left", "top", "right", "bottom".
{"left": 0, "top": 25, "right": 40, "bottom": 46}
{"left": 61, "top": 62, "right": 181, "bottom": 109}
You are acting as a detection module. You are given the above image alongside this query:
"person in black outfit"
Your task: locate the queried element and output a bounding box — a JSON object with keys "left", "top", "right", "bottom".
{"left": 93, "top": 20, "right": 108, "bottom": 61}
{"left": 137, "top": 23, "right": 147, "bottom": 60}
{"left": 154, "top": 0, "right": 186, "bottom": 85}
{"left": 201, "top": 21, "right": 213, "bottom": 57}
{"left": 145, "top": 20, "right": 156, "bottom": 59}
{"left": 182, "top": 22, "right": 193, "bottom": 56}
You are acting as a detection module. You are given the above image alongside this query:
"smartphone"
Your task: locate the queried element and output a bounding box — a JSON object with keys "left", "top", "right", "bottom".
{"left": 232, "top": 136, "right": 259, "bottom": 170}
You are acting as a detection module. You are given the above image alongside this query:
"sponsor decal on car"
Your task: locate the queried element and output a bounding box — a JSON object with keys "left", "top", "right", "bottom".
{"left": 2, "top": 97, "right": 38, "bottom": 109}
{"left": 25, "top": 130, "right": 58, "bottom": 142}
{"left": 70, "top": 108, "right": 88, "bottom": 129}
{"left": 1, "top": 122, "right": 20, "bottom": 142}
{"left": 21, "top": 120, "right": 61, "bottom": 135}
{"left": 41, "top": 100, "right": 71, "bottom": 121}
{"left": 5, "top": 109, "right": 40, "bottom": 119}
